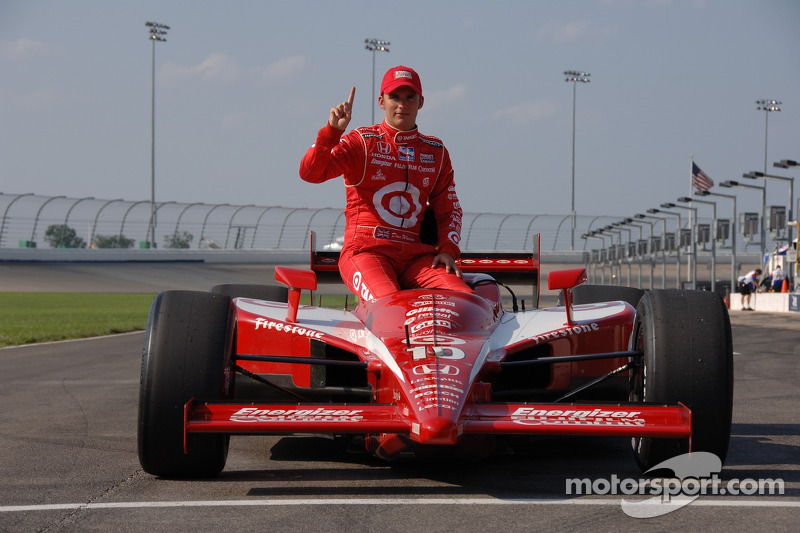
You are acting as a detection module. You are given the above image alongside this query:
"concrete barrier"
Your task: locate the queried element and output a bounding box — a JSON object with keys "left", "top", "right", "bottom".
{"left": 728, "top": 292, "right": 794, "bottom": 313}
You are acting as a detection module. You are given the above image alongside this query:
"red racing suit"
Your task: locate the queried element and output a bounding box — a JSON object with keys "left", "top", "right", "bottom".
{"left": 300, "top": 121, "right": 472, "bottom": 301}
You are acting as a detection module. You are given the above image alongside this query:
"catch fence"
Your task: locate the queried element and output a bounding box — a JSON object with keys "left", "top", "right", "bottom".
{"left": 0, "top": 193, "right": 637, "bottom": 253}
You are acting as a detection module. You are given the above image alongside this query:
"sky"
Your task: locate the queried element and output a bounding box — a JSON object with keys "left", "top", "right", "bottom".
{"left": 2, "top": 0, "right": 799, "bottom": 222}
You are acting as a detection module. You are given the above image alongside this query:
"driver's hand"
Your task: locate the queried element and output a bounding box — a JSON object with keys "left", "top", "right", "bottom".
{"left": 329, "top": 87, "right": 355, "bottom": 131}
{"left": 431, "top": 252, "right": 464, "bottom": 278}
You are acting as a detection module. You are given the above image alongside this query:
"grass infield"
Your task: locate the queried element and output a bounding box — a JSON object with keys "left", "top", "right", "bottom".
{"left": 0, "top": 293, "right": 157, "bottom": 348}
{"left": 0, "top": 292, "right": 353, "bottom": 348}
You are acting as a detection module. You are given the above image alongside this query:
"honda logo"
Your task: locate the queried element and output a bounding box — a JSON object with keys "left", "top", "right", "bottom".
{"left": 412, "top": 364, "right": 459, "bottom": 376}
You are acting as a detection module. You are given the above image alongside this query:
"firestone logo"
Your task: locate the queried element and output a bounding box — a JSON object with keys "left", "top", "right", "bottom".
{"left": 254, "top": 317, "right": 322, "bottom": 339}
{"left": 532, "top": 322, "right": 599, "bottom": 345}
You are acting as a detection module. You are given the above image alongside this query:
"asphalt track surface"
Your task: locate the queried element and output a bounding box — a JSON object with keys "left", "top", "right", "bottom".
{"left": 1, "top": 263, "right": 798, "bottom": 531}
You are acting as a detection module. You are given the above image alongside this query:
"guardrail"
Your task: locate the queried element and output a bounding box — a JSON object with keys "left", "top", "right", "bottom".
{"left": 2, "top": 192, "right": 658, "bottom": 253}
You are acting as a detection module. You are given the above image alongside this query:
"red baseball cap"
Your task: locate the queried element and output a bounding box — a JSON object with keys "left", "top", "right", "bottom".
{"left": 380, "top": 65, "right": 423, "bottom": 96}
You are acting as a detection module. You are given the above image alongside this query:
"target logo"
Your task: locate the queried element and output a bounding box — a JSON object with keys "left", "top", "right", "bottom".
{"left": 352, "top": 271, "right": 375, "bottom": 302}
{"left": 372, "top": 182, "right": 423, "bottom": 227}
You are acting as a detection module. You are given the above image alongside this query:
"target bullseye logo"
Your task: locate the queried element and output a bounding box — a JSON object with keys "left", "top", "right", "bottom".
{"left": 373, "top": 182, "right": 422, "bottom": 227}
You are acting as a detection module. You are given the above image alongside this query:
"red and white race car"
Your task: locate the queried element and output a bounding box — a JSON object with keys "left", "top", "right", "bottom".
{"left": 138, "top": 235, "right": 733, "bottom": 478}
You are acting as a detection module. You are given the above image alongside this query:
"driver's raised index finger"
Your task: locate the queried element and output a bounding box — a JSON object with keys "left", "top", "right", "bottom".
{"left": 347, "top": 86, "right": 355, "bottom": 107}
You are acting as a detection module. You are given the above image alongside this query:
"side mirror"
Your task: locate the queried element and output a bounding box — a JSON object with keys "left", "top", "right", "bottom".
{"left": 547, "top": 268, "right": 587, "bottom": 325}
{"left": 548, "top": 268, "right": 588, "bottom": 291}
{"left": 274, "top": 266, "right": 317, "bottom": 323}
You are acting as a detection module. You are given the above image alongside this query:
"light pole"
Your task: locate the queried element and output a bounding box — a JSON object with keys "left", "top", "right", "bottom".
{"left": 602, "top": 225, "right": 623, "bottom": 285}
{"left": 647, "top": 208, "right": 683, "bottom": 287}
{"left": 680, "top": 196, "right": 716, "bottom": 292}
{"left": 663, "top": 202, "right": 698, "bottom": 287}
{"left": 612, "top": 222, "right": 633, "bottom": 287}
{"left": 745, "top": 169, "right": 795, "bottom": 260}
{"left": 593, "top": 228, "right": 614, "bottom": 284}
{"left": 630, "top": 216, "right": 664, "bottom": 289}
{"left": 756, "top": 99, "right": 781, "bottom": 174}
{"left": 625, "top": 218, "right": 652, "bottom": 289}
{"left": 774, "top": 161, "right": 799, "bottom": 226}
{"left": 564, "top": 70, "right": 590, "bottom": 251}
{"left": 621, "top": 218, "right": 645, "bottom": 288}
{"left": 774, "top": 159, "right": 799, "bottom": 286}
{"left": 587, "top": 230, "right": 612, "bottom": 284}
{"left": 721, "top": 179, "right": 767, "bottom": 270}
{"left": 582, "top": 232, "right": 604, "bottom": 284}
{"left": 695, "top": 189, "right": 737, "bottom": 293}
{"left": 146, "top": 21, "right": 169, "bottom": 248}
{"left": 365, "top": 38, "right": 390, "bottom": 124}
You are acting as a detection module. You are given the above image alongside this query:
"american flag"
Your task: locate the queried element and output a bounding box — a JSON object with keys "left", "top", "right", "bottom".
{"left": 692, "top": 162, "right": 714, "bottom": 191}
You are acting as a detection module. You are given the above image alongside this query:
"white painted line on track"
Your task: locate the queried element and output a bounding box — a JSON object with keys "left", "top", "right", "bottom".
{"left": 2, "top": 498, "right": 799, "bottom": 512}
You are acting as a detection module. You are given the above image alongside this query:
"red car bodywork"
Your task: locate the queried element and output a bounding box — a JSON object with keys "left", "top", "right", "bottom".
{"left": 182, "top": 236, "right": 691, "bottom": 459}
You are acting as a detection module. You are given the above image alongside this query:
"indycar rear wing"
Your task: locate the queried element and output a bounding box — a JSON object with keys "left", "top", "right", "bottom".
{"left": 309, "top": 231, "right": 541, "bottom": 308}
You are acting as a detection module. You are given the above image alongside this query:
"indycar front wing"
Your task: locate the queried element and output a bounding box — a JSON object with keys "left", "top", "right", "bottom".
{"left": 183, "top": 399, "right": 691, "bottom": 453}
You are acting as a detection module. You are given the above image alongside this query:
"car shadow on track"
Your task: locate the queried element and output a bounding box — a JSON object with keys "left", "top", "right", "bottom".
{"left": 219, "top": 434, "right": 646, "bottom": 498}
{"left": 725, "top": 423, "right": 800, "bottom": 496}
{"left": 196, "top": 423, "right": 800, "bottom": 498}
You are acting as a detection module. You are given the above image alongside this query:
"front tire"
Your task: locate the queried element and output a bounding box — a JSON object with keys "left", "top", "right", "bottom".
{"left": 138, "top": 290, "right": 234, "bottom": 478}
{"left": 630, "top": 289, "right": 733, "bottom": 472}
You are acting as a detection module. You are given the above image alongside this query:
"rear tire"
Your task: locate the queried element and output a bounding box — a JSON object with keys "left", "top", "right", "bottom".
{"left": 211, "top": 283, "right": 288, "bottom": 302}
{"left": 630, "top": 289, "right": 733, "bottom": 472}
{"left": 138, "top": 291, "right": 234, "bottom": 478}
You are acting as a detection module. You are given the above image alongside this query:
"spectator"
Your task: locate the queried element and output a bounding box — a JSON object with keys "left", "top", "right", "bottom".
{"left": 771, "top": 264, "right": 786, "bottom": 292}
{"left": 738, "top": 268, "right": 762, "bottom": 310}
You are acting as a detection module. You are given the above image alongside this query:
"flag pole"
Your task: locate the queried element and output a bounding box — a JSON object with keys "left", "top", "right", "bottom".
{"left": 689, "top": 154, "right": 695, "bottom": 287}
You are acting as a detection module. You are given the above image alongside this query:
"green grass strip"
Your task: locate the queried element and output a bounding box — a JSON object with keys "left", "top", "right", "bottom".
{"left": 0, "top": 292, "right": 356, "bottom": 348}
{"left": 0, "top": 293, "right": 156, "bottom": 348}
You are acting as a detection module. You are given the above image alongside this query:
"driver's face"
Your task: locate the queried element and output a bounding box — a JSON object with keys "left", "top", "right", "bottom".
{"left": 379, "top": 86, "right": 423, "bottom": 131}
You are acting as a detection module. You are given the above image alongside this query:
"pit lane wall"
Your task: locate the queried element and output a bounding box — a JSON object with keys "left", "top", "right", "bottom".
{"left": 728, "top": 292, "right": 796, "bottom": 313}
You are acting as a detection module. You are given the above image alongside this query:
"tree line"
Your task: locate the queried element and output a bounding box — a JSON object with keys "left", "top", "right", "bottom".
{"left": 42, "top": 224, "right": 193, "bottom": 249}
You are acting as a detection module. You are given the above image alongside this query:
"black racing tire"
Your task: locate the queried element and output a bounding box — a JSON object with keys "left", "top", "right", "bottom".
{"left": 138, "top": 290, "right": 234, "bottom": 478}
{"left": 211, "top": 283, "right": 288, "bottom": 302}
{"left": 629, "top": 289, "right": 733, "bottom": 473}
{"left": 560, "top": 284, "right": 646, "bottom": 308}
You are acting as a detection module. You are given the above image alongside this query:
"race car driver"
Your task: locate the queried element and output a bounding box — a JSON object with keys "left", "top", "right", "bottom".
{"left": 300, "top": 65, "right": 473, "bottom": 302}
